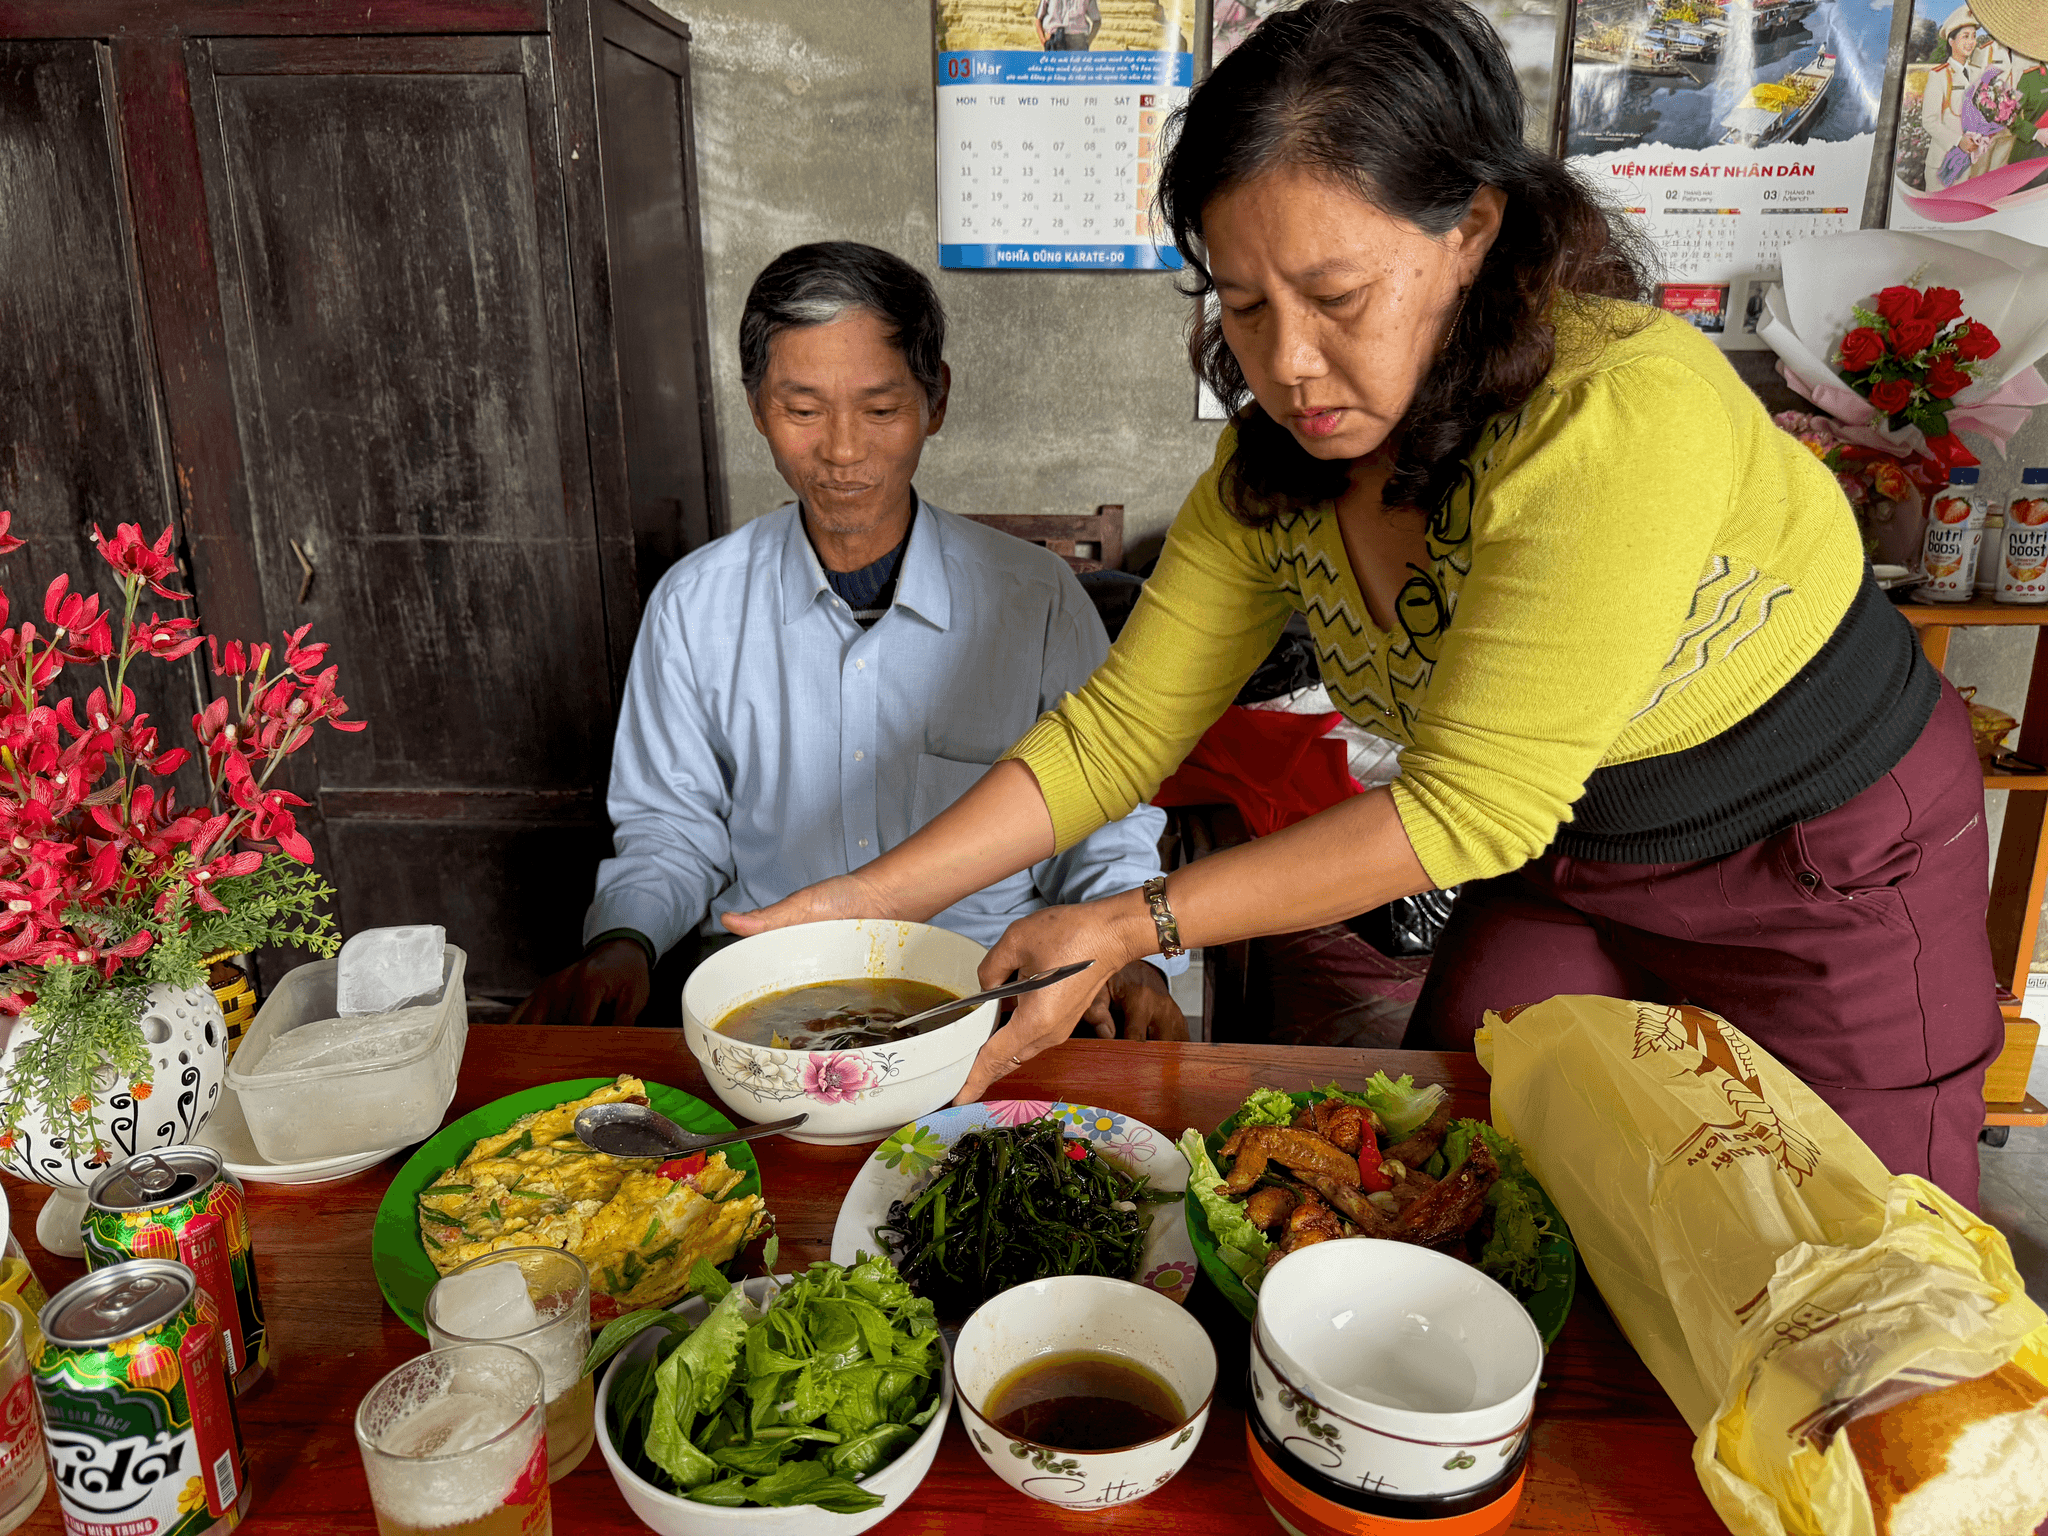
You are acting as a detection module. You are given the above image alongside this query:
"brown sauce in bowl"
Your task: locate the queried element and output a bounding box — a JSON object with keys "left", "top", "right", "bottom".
{"left": 714, "top": 977, "right": 960, "bottom": 1051}
{"left": 987, "top": 1350, "right": 1184, "bottom": 1451}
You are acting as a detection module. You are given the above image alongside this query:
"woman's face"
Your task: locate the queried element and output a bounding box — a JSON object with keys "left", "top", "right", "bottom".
{"left": 1206, "top": 163, "right": 1503, "bottom": 464}
{"left": 1949, "top": 24, "right": 1979, "bottom": 59}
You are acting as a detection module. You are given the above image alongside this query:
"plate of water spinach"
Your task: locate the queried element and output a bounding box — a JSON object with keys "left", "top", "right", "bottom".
{"left": 827, "top": 1100, "right": 1196, "bottom": 1317}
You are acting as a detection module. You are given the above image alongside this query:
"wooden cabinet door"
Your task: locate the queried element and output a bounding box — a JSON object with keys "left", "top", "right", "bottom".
{"left": 593, "top": 0, "right": 724, "bottom": 596}
{"left": 0, "top": 40, "right": 207, "bottom": 769}
{"left": 185, "top": 33, "right": 626, "bottom": 996}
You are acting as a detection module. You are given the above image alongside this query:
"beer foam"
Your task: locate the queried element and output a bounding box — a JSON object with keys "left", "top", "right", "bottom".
{"left": 366, "top": 1390, "right": 534, "bottom": 1527}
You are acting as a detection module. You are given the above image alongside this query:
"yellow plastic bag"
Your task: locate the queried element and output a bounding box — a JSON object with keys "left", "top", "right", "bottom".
{"left": 1480, "top": 995, "right": 2048, "bottom": 1536}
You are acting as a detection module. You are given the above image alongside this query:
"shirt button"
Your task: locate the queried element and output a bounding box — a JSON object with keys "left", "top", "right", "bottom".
{"left": 859, "top": 838, "right": 869, "bottom": 848}
{"left": 855, "top": 659, "right": 866, "bottom": 670}
{"left": 854, "top": 751, "right": 864, "bottom": 761}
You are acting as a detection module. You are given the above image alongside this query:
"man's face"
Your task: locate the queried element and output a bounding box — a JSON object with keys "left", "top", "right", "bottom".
{"left": 748, "top": 310, "right": 948, "bottom": 539}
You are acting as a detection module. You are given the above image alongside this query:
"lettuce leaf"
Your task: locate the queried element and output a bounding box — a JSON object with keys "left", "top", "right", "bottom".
{"left": 1233, "top": 1087, "right": 1299, "bottom": 1128}
{"left": 1442, "top": 1119, "right": 1554, "bottom": 1295}
{"left": 1178, "top": 1128, "right": 1270, "bottom": 1288}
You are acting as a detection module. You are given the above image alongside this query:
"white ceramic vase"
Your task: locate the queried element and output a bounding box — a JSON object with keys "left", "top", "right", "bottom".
{"left": 0, "top": 981, "right": 228, "bottom": 1257}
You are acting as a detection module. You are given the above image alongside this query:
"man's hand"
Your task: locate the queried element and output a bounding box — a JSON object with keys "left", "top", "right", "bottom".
{"left": 1081, "top": 961, "right": 1189, "bottom": 1042}
{"left": 508, "top": 939, "right": 652, "bottom": 1028}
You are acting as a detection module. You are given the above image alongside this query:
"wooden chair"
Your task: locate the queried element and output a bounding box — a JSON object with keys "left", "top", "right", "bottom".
{"left": 963, "top": 505, "right": 1125, "bottom": 573}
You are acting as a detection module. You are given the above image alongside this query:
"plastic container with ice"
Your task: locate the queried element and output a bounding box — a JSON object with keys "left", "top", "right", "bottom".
{"left": 225, "top": 945, "right": 468, "bottom": 1163}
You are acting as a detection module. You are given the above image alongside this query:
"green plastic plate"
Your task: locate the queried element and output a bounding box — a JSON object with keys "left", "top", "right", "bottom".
{"left": 1182, "top": 1090, "right": 1576, "bottom": 1345}
{"left": 371, "top": 1078, "right": 763, "bottom": 1337}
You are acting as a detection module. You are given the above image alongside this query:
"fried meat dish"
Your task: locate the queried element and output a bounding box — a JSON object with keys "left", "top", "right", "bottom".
{"left": 1215, "top": 1092, "right": 1501, "bottom": 1262}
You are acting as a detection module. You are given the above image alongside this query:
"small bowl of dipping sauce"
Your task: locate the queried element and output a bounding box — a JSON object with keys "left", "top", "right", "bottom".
{"left": 1252, "top": 1239, "right": 1541, "bottom": 1501}
{"left": 954, "top": 1274, "right": 1216, "bottom": 1509}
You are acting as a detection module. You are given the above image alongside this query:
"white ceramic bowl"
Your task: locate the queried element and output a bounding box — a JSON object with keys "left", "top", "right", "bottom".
{"left": 953, "top": 1275, "right": 1216, "bottom": 1510}
{"left": 1251, "top": 1239, "right": 1541, "bottom": 1500}
{"left": 593, "top": 1276, "right": 953, "bottom": 1536}
{"left": 682, "top": 920, "right": 997, "bottom": 1144}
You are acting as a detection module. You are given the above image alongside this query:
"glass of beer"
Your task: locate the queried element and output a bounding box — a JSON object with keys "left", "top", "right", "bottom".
{"left": 356, "top": 1343, "right": 552, "bottom": 1536}
{"left": 425, "top": 1248, "right": 593, "bottom": 1482}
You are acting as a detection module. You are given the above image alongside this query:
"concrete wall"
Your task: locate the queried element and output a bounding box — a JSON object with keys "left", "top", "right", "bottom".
{"left": 653, "top": 0, "right": 1223, "bottom": 549}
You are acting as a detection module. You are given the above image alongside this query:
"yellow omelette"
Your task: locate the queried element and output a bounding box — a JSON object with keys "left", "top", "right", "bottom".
{"left": 415, "top": 1075, "right": 769, "bottom": 1320}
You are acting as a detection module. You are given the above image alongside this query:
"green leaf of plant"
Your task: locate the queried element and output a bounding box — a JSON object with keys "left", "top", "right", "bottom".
{"left": 582, "top": 1309, "right": 692, "bottom": 1380}
{"left": 690, "top": 1256, "right": 732, "bottom": 1304}
{"left": 826, "top": 1421, "right": 918, "bottom": 1479}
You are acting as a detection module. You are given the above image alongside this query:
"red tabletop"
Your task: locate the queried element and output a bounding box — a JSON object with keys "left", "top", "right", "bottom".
{"left": 1, "top": 1029, "right": 1722, "bottom": 1533}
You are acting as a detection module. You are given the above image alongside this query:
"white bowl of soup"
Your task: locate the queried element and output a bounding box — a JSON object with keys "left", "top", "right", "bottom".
{"left": 681, "top": 919, "right": 997, "bottom": 1144}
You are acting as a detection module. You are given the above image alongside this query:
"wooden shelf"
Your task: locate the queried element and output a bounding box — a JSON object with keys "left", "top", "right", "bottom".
{"left": 1901, "top": 601, "right": 2048, "bottom": 627}
{"left": 1984, "top": 770, "right": 2048, "bottom": 790}
{"left": 1984, "top": 1093, "right": 2048, "bottom": 1128}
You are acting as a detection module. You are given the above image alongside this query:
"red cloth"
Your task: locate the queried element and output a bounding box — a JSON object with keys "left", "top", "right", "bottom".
{"left": 1152, "top": 706, "right": 1361, "bottom": 838}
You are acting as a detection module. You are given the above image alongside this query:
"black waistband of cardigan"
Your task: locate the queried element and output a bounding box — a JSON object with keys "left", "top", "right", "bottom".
{"left": 1552, "top": 572, "right": 1940, "bottom": 866}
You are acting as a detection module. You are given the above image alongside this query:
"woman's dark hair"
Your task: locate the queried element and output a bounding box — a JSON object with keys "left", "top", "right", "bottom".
{"left": 1160, "top": 0, "right": 1650, "bottom": 525}
{"left": 739, "top": 241, "right": 948, "bottom": 409}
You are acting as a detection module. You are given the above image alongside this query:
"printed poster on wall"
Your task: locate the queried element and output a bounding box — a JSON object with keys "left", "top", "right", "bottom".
{"left": 1887, "top": 1, "right": 2047, "bottom": 242}
{"left": 1564, "top": 0, "right": 1890, "bottom": 347}
{"left": 1211, "top": 0, "right": 1565, "bottom": 149}
{"left": 934, "top": 1, "right": 1195, "bottom": 269}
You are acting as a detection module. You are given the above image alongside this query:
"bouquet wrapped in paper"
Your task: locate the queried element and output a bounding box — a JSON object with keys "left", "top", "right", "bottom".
{"left": 1757, "top": 229, "right": 2048, "bottom": 473}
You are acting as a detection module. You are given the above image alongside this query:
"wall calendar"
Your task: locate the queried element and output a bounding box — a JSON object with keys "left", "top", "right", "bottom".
{"left": 933, "top": 1, "right": 1193, "bottom": 269}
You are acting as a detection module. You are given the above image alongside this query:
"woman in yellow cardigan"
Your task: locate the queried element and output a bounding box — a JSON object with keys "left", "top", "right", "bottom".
{"left": 730, "top": 0, "right": 2001, "bottom": 1202}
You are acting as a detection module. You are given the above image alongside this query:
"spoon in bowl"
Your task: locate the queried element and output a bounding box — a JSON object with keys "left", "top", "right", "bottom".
{"left": 574, "top": 1103, "right": 809, "bottom": 1160}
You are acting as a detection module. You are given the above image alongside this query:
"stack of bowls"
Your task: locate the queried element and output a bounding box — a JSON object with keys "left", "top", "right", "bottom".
{"left": 1247, "top": 1240, "right": 1542, "bottom": 1536}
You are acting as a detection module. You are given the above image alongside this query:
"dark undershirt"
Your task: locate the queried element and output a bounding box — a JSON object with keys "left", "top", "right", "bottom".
{"left": 1554, "top": 572, "right": 1940, "bottom": 866}
{"left": 812, "top": 506, "right": 914, "bottom": 629}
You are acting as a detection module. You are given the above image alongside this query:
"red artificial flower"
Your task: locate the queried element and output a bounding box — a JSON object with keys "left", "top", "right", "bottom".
{"left": 1876, "top": 286, "right": 1922, "bottom": 329}
{"left": 128, "top": 614, "right": 203, "bottom": 663}
{"left": 1890, "top": 317, "right": 1939, "bottom": 358}
{"left": 91, "top": 524, "right": 189, "bottom": 602}
{"left": 1868, "top": 378, "right": 1915, "bottom": 415}
{"left": 1839, "top": 327, "right": 1885, "bottom": 371}
{"left": 0, "top": 512, "right": 22, "bottom": 559}
{"left": 1917, "top": 286, "right": 1965, "bottom": 325}
{"left": 1952, "top": 320, "right": 2002, "bottom": 362}
{"left": 1926, "top": 355, "right": 1971, "bottom": 400}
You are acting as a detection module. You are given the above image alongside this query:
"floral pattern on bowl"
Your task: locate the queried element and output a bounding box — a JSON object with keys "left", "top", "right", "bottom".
{"left": 702, "top": 1038, "right": 905, "bottom": 1107}
{"left": 828, "top": 1100, "right": 1197, "bottom": 1303}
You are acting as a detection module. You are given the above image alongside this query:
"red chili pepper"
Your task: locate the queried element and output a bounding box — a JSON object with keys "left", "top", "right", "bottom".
{"left": 1357, "top": 1149, "right": 1393, "bottom": 1193}
{"left": 657, "top": 1153, "right": 707, "bottom": 1181}
{"left": 1063, "top": 1141, "right": 1089, "bottom": 1162}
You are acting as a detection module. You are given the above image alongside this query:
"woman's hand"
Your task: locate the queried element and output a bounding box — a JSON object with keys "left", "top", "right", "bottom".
{"left": 956, "top": 891, "right": 1155, "bottom": 1104}
{"left": 721, "top": 872, "right": 891, "bottom": 936}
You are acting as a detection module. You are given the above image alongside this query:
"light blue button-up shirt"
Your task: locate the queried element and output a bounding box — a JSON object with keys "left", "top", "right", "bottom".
{"left": 584, "top": 498, "right": 1181, "bottom": 970}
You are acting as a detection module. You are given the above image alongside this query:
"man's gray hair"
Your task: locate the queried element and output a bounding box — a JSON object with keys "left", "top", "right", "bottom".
{"left": 738, "top": 242, "right": 947, "bottom": 409}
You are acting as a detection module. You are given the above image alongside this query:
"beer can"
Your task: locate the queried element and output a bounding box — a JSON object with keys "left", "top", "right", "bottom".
{"left": 34, "top": 1260, "right": 250, "bottom": 1536}
{"left": 84, "top": 1148, "right": 268, "bottom": 1395}
{"left": 1916, "top": 470, "right": 1984, "bottom": 602}
{"left": 2002, "top": 469, "right": 2048, "bottom": 606}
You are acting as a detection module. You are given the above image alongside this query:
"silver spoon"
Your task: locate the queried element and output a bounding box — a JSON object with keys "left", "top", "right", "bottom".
{"left": 573, "top": 1103, "right": 809, "bottom": 1160}
{"left": 880, "top": 958, "right": 1098, "bottom": 1037}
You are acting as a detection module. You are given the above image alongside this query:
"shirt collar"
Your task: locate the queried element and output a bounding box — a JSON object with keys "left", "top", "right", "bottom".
{"left": 777, "top": 495, "right": 951, "bottom": 632}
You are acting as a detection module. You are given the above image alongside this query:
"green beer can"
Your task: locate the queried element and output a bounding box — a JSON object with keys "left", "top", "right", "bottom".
{"left": 84, "top": 1147, "right": 268, "bottom": 1394}
{"left": 34, "top": 1260, "right": 252, "bottom": 1535}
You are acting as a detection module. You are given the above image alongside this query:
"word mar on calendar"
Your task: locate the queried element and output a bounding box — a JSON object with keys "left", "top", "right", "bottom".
{"left": 1563, "top": 0, "right": 1887, "bottom": 349}
{"left": 933, "top": 0, "right": 1195, "bottom": 270}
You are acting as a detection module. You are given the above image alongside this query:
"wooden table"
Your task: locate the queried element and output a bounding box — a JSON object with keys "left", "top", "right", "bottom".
{"left": 2, "top": 1030, "right": 1722, "bottom": 1533}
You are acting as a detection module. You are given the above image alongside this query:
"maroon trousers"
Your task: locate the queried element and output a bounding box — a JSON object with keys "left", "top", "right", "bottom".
{"left": 1406, "top": 681, "right": 2002, "bottom": 1208}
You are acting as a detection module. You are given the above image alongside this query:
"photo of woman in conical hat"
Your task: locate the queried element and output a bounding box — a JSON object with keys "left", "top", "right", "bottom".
{"left": 1892, "top": 0, "right": 2048, "bottom": 236}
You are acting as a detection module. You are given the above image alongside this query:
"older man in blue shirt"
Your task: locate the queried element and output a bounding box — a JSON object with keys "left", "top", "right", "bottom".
{"left": 514, "top": 242, "right": 1185, "bottom": 1036}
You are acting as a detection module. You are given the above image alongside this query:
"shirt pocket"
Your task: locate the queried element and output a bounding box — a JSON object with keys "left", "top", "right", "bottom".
{"left": 913, "top": 754, "right": 1038, "bottom": 913}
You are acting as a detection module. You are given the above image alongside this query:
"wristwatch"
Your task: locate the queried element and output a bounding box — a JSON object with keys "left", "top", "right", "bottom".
{"left": 1141, "top": 876, "right": 1185, "bottom": 960}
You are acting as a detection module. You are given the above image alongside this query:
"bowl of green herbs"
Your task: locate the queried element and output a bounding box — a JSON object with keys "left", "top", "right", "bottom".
{"left": 585, "top": 1252, "right": 950, "bottom": 1535}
